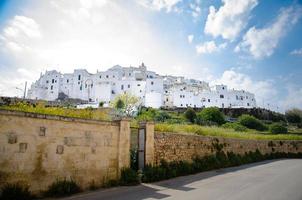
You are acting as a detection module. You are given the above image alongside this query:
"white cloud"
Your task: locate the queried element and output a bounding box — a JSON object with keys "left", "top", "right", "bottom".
{"left": 204, "top": 0, "right": 258, "bottom": 41}
{"left": 196, "top": 41, "right": 226, "bottom": 54}
{"left": 0, "top": 15, "right": 42, "bottom": 53}
{"left": 212, "top": 70, "right": 279, "bottom": 110}
{"left": 282, "top": 86, "right": 302, "bottom": 111}
{"left": 190, "top": 3, "right": 201, "bottom": 19}
{"left": 290, "top": 48, "right": 302, "bottom": 56}
{"left": 138, "top": 0, "right": 182, "bottom": 12}
{"left": 237, "top": 5, "right": 302, "bottom": 59}
{"left": 188, "top": 34, "right": 194, "bottom": 44}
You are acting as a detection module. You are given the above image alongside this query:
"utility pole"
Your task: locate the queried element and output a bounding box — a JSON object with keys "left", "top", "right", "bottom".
{"left": 23, "top": 81, "right": 27, "bottom": 99}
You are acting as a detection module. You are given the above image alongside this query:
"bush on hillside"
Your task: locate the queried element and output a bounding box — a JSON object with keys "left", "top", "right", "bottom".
{"left": 184, "top": 108, "right": 196, "bottom": 123}
{"left": 238, "top": 114, "right": 267, "bottom": 131}
{"left": 196, "top": 107, "right": 225, "bottom": 125}
{"left": 269, "top": 123, "right": 288, "bottom": 134}
{"left": 285, "top": 108, "right": 302, "bottom": 124}
{"left": 222, "top": 122, "right": 247, "bottom": 132}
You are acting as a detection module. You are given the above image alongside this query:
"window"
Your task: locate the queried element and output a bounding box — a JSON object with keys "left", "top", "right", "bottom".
{"left": 52, "top": 79, "right": 54, "bottom": 83}
{"left": 236, "top": 95, "right": 239, "bottom": 100}
{"left": 78, "top": 75, "right": 81, "bottom": 80}
{"left": 99, "top": 75, "right": 102, "bottom": 79}
{"left": 128, "top": 84, "right": 130, "bottom": 88}
{"left": 247, "top": 103, "right": 250, "bottom": 106}
{"left": 222, "top": 87, "right": 225, "bottom": 90}
{"left": 80, "top": 85, "right": 82, "bottom": 90}
{"left": 46, "top": 80, "right": 49, "bottom": 83}
{"left": 220, "top": 95, "right": 224, "bottom": 98}
{"left": 137, "top": 84, "right": 141, "bottom": 86}
{"left": 181, "top": 104, "right": 183, "bottom": 106}
{"left": 222, "top": 103, "right": 224, "bottom": 108}
{"left": 151, "top": 81, "right": 154, "bottom": 85}
{"left": 78, "top": 82, "right": 80, "bottom": 85}
{"left": 140, "top": 90, "right": 142, "bottom": 93}
{"left": 67, "top": 79, "right": 69, "bottom": 83}
{"left": 208, "top": 99, "right": 210, "bottom": 102}
{"left": 129, "top": 73, "right": 131, "bottom": 76}
{"left": 106, "top": 75, "right": 109, "bottom": 78}
{"left": 246, "top": 96, "right": 248, "bottom": 99}
{"left": 121, "top": 85, "right": 124, "bottom": 90}
{"left": 51, "top": 85, "right": 53, "bottom": 90}
{"left": 180, "top": 95, "right": 182, "bottom": 98}
{"left": 166, "top": 98, "right": 168, "bottom": 102}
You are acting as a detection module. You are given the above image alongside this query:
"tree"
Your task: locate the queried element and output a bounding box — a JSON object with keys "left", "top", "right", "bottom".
{"left": 238, "top": 114, "right": 267, "bottom": 131}
{"left": 184, "top": 108, "right": 196, "bottom": 123}
{"left": 196, "top": 107, "right": 225, "bottom": 125}
{"left": 285, "top": 108, "right": 302, "bottom": 124}
{"left": 98, "top": 101, "right": 104, "bottom": 108}
{"left": 111, "top": 93, "right": 140, "bottom": 117}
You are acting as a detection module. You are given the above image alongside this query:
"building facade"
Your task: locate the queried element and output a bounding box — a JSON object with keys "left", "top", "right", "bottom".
{"left": 27, "top": 63, "right": 257, "bottom": 108}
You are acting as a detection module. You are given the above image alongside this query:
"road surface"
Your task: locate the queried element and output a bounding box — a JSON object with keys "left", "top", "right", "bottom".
{"left": 61, "top": 159, "right": 302, "bottom": 200}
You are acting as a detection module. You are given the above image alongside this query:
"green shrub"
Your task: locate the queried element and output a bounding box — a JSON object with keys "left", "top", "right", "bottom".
{"left": 155, "top": 111, "right": 171, "bottom": 122}
{"left": 196, "top": 107, "right": 225, "bottom": 125}
{"left": 184, "top": 108, "right": 196, "bottom": 123}
{"left": 222, "top": 122, "right": 247, "bottom": 132}
{"left": 285, "top": 108, "right": 302, "bottom": 124}
{"left": 120, "top": 168, "right": 139, "bottom": 186}
{"left": 44, "top": 179, "right": 81, "bottom": 197}
{"left": 0, "top": 183, "right": 33, "bottom": 200}
{"left": 98, "top": 101, "right": 104, "bottom": 107}
{"left": 269, "top": 123, "right": 288, "bottom": 134}
{"left": 238, "top": 114, "right": 267, "bottom": 131}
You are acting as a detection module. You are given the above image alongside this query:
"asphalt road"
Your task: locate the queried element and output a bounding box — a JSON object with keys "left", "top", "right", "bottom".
{"left": 61, "top": 159, "right": 302, "bottom": 200}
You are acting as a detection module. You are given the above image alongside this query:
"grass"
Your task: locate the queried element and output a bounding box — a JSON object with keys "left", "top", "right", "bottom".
{"left": 155, "top": 123, "right": 302, "bottom": 140}
{"left": 0, "top": 102, "right": 111, "bottom": 121}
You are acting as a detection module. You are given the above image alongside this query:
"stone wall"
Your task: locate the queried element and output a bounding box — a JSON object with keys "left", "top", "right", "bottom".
{"left": 0, "top": 109, "right": 130, "bottom": 193}
{"left": 154, "top": 132, "right": 302, "bottom": 165}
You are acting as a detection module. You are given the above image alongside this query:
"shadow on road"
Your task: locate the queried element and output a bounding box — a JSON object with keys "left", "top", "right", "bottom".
{"left": 62, "top": 159, "right": 284, "bottom": 200}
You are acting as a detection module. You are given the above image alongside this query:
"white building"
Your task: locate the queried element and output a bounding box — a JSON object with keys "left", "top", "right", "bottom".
{"left": 27, "top": 63, "right": 256, "bottom": 109}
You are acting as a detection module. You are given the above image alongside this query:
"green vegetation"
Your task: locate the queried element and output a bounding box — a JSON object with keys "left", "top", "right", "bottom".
{"left": 222, "top": 122, "right": 247, "bottom": 132}
{"left": 0, "top": 102, "right": 110, "bottom": 121}
{"left": 184, "top": 108, "right": 196, "bottom": 123}
{"left": 0, "top": 183, "right": 34, "bottom": 200}
{"left": 238, "top": 114, "right": 267, "bottom": 131}
{"left": 269, "top": 123, "right": 288, "bottom": 134}
{"left": 44, "top": 179, "right": 81, "bottom": 197}
{"left": 142, "top": 150, "right": 302, "bottom": 183}
{"left": 155, "top": 123, "right": 302, "bottom": 140}
{"left": 111, "top": 93, "right": 140, "bottom": 116}
{"left": 196, "top": 107, "right": 225, "bottom": 125}
{"left": 98, "top": 101, "right": 104, "bottom": 107}
{"left": 120, "top": 168, "right": 139, "bottom": 186}
{"left": 285, "top": 108, "right": 302, "bottom": 124}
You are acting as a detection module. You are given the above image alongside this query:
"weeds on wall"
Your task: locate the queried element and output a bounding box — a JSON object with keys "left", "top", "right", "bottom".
{"left": 43, "top": 179, "right": 81, "bottom": 197}
{"left": 0, "top": 183, "right": 34, "bottom": 200}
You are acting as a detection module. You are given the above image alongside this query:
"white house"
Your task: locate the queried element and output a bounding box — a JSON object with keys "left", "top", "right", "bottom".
{"left": 27, "top": 63, "right": 257, "bottom": 109}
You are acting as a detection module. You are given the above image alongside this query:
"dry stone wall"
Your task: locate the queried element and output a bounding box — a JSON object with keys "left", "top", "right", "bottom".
{"left": 0, "top": 109, "right": 130, "bottom": 193}
{"left": 154, "top": 132, "right": 302, "bottom": 165}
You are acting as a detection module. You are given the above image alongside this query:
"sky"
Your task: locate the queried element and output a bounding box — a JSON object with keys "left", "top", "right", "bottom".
{"left": 0, "top": 0, "right": 301, "bottom": 112}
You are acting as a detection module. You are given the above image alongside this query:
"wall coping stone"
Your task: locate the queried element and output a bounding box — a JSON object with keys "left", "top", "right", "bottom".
{"left": 155, "top": 131, "right": 302, "bottom": 143}
{"left": 0, "top": 109, "right": 120, "bottom": 126}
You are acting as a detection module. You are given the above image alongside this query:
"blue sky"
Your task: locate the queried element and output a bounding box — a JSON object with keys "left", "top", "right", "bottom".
{"left": 0, "top": 0, "right": 301, "bottom": 112}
